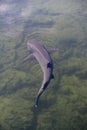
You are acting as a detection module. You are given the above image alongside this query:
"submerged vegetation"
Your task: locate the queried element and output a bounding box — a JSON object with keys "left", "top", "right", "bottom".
{"left": 0, "top": 0, "right": 87, "bottom": 130}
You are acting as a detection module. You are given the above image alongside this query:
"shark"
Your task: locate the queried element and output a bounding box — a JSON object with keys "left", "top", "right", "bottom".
{"left": 23, "top": 39, "right": 58, "bottom": 107}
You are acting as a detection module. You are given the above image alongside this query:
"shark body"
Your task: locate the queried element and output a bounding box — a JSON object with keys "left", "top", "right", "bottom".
{"left": 24, "top": 39, "right": 58, "bottom": 107}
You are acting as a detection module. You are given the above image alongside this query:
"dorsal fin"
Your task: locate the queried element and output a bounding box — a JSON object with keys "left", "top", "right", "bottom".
{"left": 47, "top": 62, "right": 52, "bottom": 68}
{"left": 51, "top": 74, "right": 54, "bottom": 79}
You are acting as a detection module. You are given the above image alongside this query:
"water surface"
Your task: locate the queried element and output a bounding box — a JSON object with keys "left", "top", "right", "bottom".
{"left": 0, "top": 0, "right": 87, "bottom": 130}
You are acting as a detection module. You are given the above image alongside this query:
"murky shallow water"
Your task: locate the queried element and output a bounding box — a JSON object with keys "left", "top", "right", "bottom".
{"left": 0, "top": 0, "right": 87, "bottom": 130}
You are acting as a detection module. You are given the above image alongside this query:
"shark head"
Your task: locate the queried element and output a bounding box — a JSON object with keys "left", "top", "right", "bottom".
{"left": 27, "top": 40, "right": 33, "bottom": 50}
{"left": 27, "top": 39, "right": 37, "bottom": 51}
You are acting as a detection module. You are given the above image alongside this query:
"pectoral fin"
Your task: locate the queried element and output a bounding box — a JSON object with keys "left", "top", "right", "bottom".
{"left": 23, "top": 54, "right": 35, "bottom": 62}
{"left": 47, "top": 47, "right": 59, "bottom": 54}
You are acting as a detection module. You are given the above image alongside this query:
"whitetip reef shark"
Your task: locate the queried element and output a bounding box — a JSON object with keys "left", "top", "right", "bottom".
{"left": 23, "top": 39, "right": 58, "bottom": 107}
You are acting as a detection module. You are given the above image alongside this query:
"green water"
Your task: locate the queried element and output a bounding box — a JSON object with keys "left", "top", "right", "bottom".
{"left": 0, "top": 0, "right": 87, "bottom": 130}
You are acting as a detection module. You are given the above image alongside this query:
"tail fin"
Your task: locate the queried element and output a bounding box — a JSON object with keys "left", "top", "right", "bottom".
{"left": 35, "top": 81, "right": 49, "bottom": 107}
{"left": 35, "top": 93, "right": 41, "bottom": 107}
{"left": 35, "top": 87, "right": 44, "bottom": 107}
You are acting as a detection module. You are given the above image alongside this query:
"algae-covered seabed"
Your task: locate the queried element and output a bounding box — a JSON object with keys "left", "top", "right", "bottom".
{"left": 0, "top": 0, "right": 87, "bottom": 130}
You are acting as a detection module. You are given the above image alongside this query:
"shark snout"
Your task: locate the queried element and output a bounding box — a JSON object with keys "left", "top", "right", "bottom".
{"left": 27, "top": 42, "right": 30, "bottom": 50}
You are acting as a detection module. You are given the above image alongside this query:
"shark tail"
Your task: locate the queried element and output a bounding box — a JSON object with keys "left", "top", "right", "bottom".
{"left": 35, "top": 81, "right": 50, "bottom": 107}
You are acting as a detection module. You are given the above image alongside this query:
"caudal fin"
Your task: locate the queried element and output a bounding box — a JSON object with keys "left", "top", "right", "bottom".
{"left": 35, "top": 96, "right": 39, "bottom": 107}
{"left": 35, "top": 87, "right": 45, "bottom": 107}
